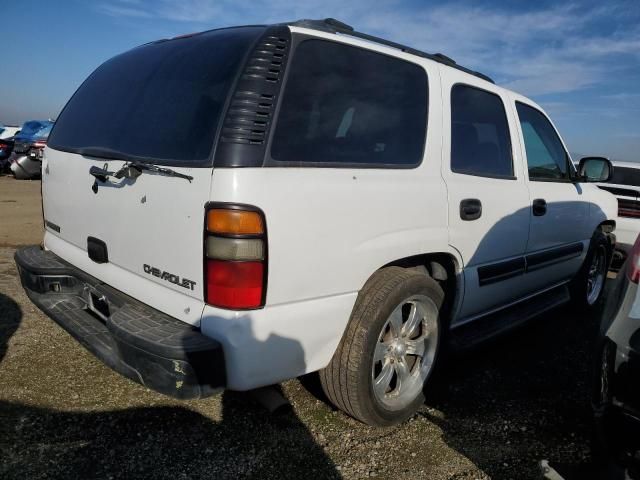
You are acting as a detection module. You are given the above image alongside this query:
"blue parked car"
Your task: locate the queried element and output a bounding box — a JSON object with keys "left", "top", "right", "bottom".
{"left": 8, "top": 120, "right": 54, "bottom": 179}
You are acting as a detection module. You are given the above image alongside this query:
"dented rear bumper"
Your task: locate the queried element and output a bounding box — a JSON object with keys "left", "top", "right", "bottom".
{"left": 14, "top": 245, "right": 225, "bottom": 399}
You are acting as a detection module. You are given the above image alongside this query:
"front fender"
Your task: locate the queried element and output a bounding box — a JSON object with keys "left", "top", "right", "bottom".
{"left": 582, "top": 183, "right": 618, "bottom": 231}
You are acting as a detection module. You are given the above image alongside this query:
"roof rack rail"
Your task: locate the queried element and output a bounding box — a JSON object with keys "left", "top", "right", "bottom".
{"left": 288, "top": 18, "right": 494, "bottom": 84}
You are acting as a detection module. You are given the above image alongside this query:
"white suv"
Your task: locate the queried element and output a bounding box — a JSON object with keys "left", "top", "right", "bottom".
{"left": 15, "top": 18, "right": 618, "bottom": 426}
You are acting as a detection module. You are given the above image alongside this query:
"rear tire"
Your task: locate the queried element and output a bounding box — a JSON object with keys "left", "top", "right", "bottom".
{"left": 320, "top": 267, "right": 444, "bottom": 426}
{"left": 570, "top": 230, "right": 610, "bottom": 311}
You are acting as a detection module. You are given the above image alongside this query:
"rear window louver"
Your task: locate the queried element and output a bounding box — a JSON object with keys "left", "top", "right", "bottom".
{"left": 219, "top": 32, "right": 289, "bottom": 148}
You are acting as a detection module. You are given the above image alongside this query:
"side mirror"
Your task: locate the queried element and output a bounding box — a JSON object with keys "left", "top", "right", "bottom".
{"left": 578, "top": 156, "right": 613, "bottom": 182}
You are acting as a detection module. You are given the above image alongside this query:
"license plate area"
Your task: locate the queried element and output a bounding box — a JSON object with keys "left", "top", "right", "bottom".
{"left": 83, "top": 284, "right": 111, "bottom": 323}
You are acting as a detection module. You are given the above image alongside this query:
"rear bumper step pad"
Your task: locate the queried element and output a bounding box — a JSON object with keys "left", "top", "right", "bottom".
{"left": 14, "top": 245, "right": 225, "bottom": 399}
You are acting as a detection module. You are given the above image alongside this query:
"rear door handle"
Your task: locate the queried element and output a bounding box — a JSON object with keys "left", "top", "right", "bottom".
{"left": 460, "top": 198, "right": 482, "bottom": 221}
{"left": 532, "top": 198, "right": 547, "bottom": 216}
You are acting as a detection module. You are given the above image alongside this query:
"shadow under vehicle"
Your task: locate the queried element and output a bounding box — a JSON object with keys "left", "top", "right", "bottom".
{"left": 0, "top": 288, "right": 339, "bottom": 479}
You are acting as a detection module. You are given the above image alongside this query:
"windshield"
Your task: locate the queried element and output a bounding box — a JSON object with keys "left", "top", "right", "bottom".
{"left": 48, "top": 26, "right": 265, "bottom": 166}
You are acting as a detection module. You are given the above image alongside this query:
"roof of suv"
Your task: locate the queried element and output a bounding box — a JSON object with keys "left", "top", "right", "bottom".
{"left": 287, "top": 18, "right": 494, "bottom": 83}
{"left": 149, "top": 18, "right": 494, "bottom": 85}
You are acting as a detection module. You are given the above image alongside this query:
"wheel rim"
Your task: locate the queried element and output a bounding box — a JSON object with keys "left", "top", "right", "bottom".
{"left": 371, "top": 295, "right": 439, "bottom": 410}
{"left": 586, "top": 245, "right": 607, "bottom": 305}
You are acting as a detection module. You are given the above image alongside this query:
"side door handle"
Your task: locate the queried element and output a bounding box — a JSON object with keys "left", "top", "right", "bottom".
{"left": 532, "top": 198, "right": 547, "bottom": 216}
{"left": 460, "top": 198, "right": 482, "bottom": 221}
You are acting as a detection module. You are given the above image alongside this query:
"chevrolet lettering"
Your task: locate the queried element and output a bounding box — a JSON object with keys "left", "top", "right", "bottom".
{"left": 143, "top": 264, "right": 196, "bottom": 290}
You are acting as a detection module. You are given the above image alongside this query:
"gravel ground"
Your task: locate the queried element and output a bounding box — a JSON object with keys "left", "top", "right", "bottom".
{"left": 0, "top": 175, "right": 598, "bottom": 479}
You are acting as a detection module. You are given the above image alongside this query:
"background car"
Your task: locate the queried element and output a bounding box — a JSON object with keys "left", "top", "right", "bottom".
{"left": 0, "top": 137, "right": 15, "bottom": 172}
{"left": 8, "top": 120, "right": 53, "bottom": 179}
{"left": 0, "top": 124, "right": 20, "bottom": 173}
{"left": 595, "top": 160, "right": 640, "bottom": 252}
{"left": 0, "top": 124, "right": 21, "bottom": 139}
{"left": 592, "top": 232, "right": 640, "bottom": 478}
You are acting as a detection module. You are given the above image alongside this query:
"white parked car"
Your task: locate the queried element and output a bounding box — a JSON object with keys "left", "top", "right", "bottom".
{"left": 594, "top": 160, "right": 640, "bottom": 251}
{"left": 0, "top": 125, "right": 20, "bottom": 139}
{"left": 15, "top": 18, "right": 618, "bottom": 426}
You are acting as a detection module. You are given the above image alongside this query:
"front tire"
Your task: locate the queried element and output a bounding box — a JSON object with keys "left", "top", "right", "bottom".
{"left": 320, "top": 267, "right": 444, "bottom": 426}
{"left": 571, "top": 230, "right": 610, "bottom": 310}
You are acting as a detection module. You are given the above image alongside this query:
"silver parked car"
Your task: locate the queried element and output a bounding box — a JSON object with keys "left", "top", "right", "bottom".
{"left": 8, "top": 120, "right": 53, "bottom": 179}
{"left": 591, "top": 232, "right": 640, "bottom": 478}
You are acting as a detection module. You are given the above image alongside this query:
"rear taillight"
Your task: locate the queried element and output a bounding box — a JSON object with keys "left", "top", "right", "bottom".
{"left": 627, "top": 234, "right": 640, "bottom": 283}
{"left": 29, "top": 148, "right": 44, "bottom": 160}
{"left": 204, "top": 205, "right": 267, "bottom": 309}
{"left": 618, "top": 198, "right": 640, "bottom": 218}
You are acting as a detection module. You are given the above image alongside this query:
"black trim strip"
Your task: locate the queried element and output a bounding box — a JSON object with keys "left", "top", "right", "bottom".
{"left": 478, "top": 257, "right": 525, "bottom": 286}
{"left": 45, "top": 220, "right": 61, "bottom": 233}
{"left": 477, "top": 242, "right": 584, "bottom": 286}
{"left": 525, "top": 242, "right": 583, "bottom": 272}
{"left": 598, "top": 185, "right": 640, "bottom": 198}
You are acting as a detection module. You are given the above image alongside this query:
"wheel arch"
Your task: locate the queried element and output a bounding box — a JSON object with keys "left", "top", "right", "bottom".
{"left": 378, "top": 251, "right": 462, "bottom": 328}
{"left": 597, "top": 219, "right": 617, "bottom": 253}
{"left": 598, "top": 219, "right": 616, "bottom": 234}
{"left": 321, "top": 251, "right": 464, "bottom": 375}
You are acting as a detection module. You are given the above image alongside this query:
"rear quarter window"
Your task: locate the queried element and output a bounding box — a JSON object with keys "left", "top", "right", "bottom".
{"left": 48, "top": 27, "right": 265, "bottom": 166}
{"left": 270, "top": 39, "right": 428, "bottom": 167}
{"left": 450, "top": 84, "right": 513, "bottom": 178}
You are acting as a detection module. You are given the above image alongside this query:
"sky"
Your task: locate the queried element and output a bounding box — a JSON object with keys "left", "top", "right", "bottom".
{"left": 1, "top": 0, "right": 639, "bottom": 161}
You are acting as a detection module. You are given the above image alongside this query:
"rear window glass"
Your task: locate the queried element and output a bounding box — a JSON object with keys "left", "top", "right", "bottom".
{"left": 270, "top": 40, "right": 428, "bottom": 167}
{"left": 48, "top": 27, "right": 264, "bottom": 166}
{"left": 609, "top": 166, "right": 640, "bottom": 186}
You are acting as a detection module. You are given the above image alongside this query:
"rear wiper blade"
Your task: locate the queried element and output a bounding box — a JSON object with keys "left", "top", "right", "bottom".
{"left": 122, "top": 161, "right": 193, "bottom": 183}
{"left": 80, "top": 146, "right": 194, "bottom": 184}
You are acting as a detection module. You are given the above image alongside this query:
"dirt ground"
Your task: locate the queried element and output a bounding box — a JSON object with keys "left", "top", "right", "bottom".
{"left": 0, "top": 176, "right": 43, "bottom": 247}
{"left": 0, "top": 175, "right": 600, "bottom": 479}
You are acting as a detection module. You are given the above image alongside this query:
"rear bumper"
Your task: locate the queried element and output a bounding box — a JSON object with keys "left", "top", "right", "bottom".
{"left": 15, "top": 245, "right": 225, "bottom": 399}
{"left": 9, "top": 155, "right": 40, "bottom": 179}
{"left": 612, "top": 217, "right": 639, "bottom": 252}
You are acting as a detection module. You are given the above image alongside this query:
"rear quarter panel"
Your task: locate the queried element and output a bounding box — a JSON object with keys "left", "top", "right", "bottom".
{"left": 204, "top": 164, "right": 451, "bottom": 389}
{"left": 209, "top": 166, "right": 451, "bottom": 306}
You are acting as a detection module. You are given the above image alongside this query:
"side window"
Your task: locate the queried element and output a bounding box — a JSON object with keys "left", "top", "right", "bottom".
{"left": 450, "top": 84, "right": 513, "bottom": 178}
{"left": 270, "top": 40, "right": 428, "bottom": 166}
{"left": 516, "top": 102, "right": 568, "bottom": 181}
